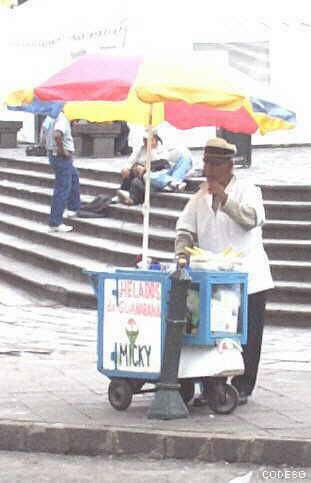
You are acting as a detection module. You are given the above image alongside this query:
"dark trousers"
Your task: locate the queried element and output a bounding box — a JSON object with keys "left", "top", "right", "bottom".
{"left": 48, "top": 153, "right": 81, "bottom": 227}
{"left": 232, "top": 290, "right": 268, "bottom": 396}
{"left": 120, "top": 175, "right": 145, "bottom": 205}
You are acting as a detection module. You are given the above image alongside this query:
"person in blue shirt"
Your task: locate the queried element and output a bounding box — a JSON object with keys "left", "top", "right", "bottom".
{"left": 43, "top": 113, "right": 81, "bottom": 232}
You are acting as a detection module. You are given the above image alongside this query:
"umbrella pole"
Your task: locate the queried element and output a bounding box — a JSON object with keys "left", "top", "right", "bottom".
{"left": 142, "top": 104, "right": 153, "bottom": 270}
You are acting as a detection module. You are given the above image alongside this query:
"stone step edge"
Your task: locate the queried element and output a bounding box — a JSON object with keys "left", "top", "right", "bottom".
{"left": 0, "top": 263, "right": 95, "bottom": 308}
{"left": 0, "top": 165, "right": 193, "bottom": 197}
{"left": 2, "top": 182, "right": 311, "bottom": 231}
{"left": 271, "top": 260, "right": 311, "bottom": 268}
{"left": 0, "top": 177, "right": 191, "bottom": 203}
{"left": 4, "top": 168, "right": 311, "bottom": 207}
{"left": 3, "top": 192, "right": 311, "bottom": 242}
{"left": 2, "top": 241, "right": 311, "bottom": 317}
{"left": 1, "top": 211, "right": 311, "bottom": 270}
{"left": 0, "top": 211, "right": 173, "bottom": 261}
{"left": 267, "top": 302, "right": 311, "bottom": 313}
{"left": 0, "top": 166, "right": 121, "bottom": 191}
{"left": 0, "top": 191, "right": 177, "bottom": 240}
{"left": 0, "top": 421, "right": 310, "bottom": 466}
{"left": 2, "top": 240, "right": 311, "bottom": 320}
{"left": 2, "top": 179, "right": 311, "bottom": 225}
{"left": 3, "top": 231, "right": 311, "bottom": 293}
{"left": 0, "top": 251, "right": 92, "bottom": 294}
{"left": 2, "top": 154, "right": 311, "bottom": 191}
{"left": 0, "top": 190, "right": 181, "bottom": 219}
{"left": 0, "top": 234, "right": 112, "bottom": 279}
{"left": 2, "top": 209, "right": 311, "bottom": 273}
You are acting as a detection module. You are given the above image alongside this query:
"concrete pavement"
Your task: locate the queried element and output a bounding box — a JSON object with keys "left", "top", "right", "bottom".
{"left": 1, "top": 452, "right": 310, "bottom": 483}
{"left": 0, "top": 301, "right": 310, "bottom": 464}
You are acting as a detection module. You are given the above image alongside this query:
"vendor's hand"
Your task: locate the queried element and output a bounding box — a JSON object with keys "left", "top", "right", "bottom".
{"left": 207, "top": 181, "right": 228, "bottom": 205}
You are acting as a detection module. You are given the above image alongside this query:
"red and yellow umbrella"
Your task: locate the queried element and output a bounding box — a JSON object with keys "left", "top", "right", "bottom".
{"left": 6, "top": 51, "right": 296, "bottom": 267}
{"left": 7, "top": 52, "right": 296, "bottom": 134}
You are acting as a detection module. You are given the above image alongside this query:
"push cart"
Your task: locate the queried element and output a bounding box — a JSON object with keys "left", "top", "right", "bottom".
{"left": 86, "top": 267, "right": 248, "bottom": 415}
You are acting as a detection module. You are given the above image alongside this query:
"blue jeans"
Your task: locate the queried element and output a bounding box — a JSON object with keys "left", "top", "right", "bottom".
{"left": 48, "top": 153, "right": 81, "bottom": 227}
{"left": 150, "top": 152, "right": 192, "bottom": 190}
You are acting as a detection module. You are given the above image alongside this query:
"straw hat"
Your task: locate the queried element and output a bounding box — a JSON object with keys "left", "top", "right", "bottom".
{"left": 204, "top": 137, "right": 237, "bottom": 158}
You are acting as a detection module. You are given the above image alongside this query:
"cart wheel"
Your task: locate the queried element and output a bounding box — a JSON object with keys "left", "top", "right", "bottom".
{"left": 207, "top": 382, "right": 239, "bottom": 415}
{"left": 108, "top": 379, "right": 133, "bottom": 411}
{"left": 179, "top": 380, "right": 195, "bottom": 404}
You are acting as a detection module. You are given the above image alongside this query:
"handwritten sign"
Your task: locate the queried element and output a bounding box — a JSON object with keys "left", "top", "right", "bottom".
{"left": 102, "top": 279, "right": 162, "bottom": 374}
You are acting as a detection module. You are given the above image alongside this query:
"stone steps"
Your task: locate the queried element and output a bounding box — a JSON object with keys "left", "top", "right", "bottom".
{"left": 0, "top": 192, "right": 176, "bottom": 253}
{"left": 263, "top": 200, "right": 311, "bottom": 221}
{"left": 1, "top": 186, "right": 310, "bottom": 260}
{"left": 266, "top": 302, "right": 311, "bottom": 327}
{"left": 0, "top": 252, "right": 95, "bottom": 308}
{"left": 270, "top": 260, "right": 311, "bottom": 282}
{"left": 0, "top": 166, "right": 119, "bottom": 198}
{"left": 3, "top": 155, "right": 311, "bottom": 200}
{"left": 264, "top": 220, "right": 311, "bottom": 240}
{"left": 259, "top": 184, "right": 311, "bottom": 202}
{"left": 0, "top": 155, "right": 122, "bottom": 183}
{"left": 264, "top": 239, "right": 311, "bottom": 261}
{"left": 270, "top": 281, "right": 311, "bottom": 305}
{"left": 1, "top": 154, "right": 311, "bottom": 325}
{"left": 0, "top": 175, "right": 191, "bottom": 212}
{"left": 3, "top": 163, "right": 311, "bottom": 218}
{"left": 0, "top": 213, "right": 172, "bottom": 269}
{"left": 2, "top": 179, "right": 311, "bottom": 240}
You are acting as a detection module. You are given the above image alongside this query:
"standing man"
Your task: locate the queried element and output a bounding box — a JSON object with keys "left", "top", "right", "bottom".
{"left": 175, "top": 137, "right": 274, "bottom": 405}
{"left": 45, "top": 111, "right": 81, "bottom": 232}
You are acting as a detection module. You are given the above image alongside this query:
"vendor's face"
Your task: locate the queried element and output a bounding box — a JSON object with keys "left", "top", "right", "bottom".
{"left": 203, "top": 154, "right": 233, "bottom": 186}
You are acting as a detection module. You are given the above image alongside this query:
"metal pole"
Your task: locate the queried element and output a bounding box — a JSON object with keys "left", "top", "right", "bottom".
{"left": 148, "top": 266, "right": 192, "bottom": 420}
{"left": 141, "top": 104, "right": 153, "bottom": 270}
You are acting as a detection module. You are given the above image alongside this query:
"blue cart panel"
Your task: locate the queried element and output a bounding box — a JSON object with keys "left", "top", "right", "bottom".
{"left": 184, "top": 269, "right": 248, "bottom": 346}
{"left": 88, "top": 269, "right": 171, "bottom": 381}
{"left": 86, "top": 268, "right": 248, "bottom": 382}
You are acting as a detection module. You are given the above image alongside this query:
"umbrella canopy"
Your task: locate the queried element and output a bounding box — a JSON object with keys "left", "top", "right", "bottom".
{"left": 6, "top": 52, "right": 296, "bottom": 134}
{"left": 6, "top": 51, "right": 296, "bottom": 268}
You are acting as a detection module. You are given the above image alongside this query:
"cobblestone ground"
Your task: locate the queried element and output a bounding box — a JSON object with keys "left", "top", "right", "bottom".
{"left": 0, "top": 298, "right": 310, "bottom": 440}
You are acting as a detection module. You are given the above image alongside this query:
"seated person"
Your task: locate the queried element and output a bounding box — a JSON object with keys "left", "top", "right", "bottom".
{"left": 149, "top": 145, "right": 193, "bottom": 193}
{"left": 117, "top": 130, "right": 192, "bottom": 205}
{"left": 117, "top": 129, "right": 169, "bottom": 205}
{"left": 118, "top": 162, "right": 146, "bottom": 206}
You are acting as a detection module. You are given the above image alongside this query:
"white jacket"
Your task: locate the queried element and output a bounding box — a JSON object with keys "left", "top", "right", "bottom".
{"left": 176, "top": 176, "right": 274, "bottom": 294}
